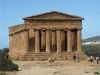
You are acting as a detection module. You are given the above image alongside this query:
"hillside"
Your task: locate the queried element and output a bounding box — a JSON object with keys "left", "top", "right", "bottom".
{"left": 82, "top": 36, "right": 100, "bottom": 57}
{"left": 82, "top": 36, "right": 100, "bottom": 43}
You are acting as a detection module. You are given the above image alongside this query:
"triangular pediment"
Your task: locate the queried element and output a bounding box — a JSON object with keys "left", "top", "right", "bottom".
{"left": 23, "top": 11, "right": 83, "bottom": 20}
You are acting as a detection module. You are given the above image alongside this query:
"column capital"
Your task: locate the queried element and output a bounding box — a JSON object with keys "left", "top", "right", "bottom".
{"left": 77, "top": 28, "right": 82, "bottom": 31}
{"left": 24, "top": 29, "right": 29, "bottom": 31}
{"left": 41, "top": 28, "right": 46, "bottom": 31}
{"left": 67, "top": 29, "right": 72, "bottom": 31}
{"left": 62, "top": 28, "right": 68, "bottom": 31}
{"left": 51, "top": 28, "right": 56, "bottom": 31}
{"left": 34, "top": 29, "right": 40, "bottom": 31}
{"left": 56, "top": 29, "right": 61, "bottom": 31}
{"left": 45, "top": 29, "right": 51, "bottom": 31}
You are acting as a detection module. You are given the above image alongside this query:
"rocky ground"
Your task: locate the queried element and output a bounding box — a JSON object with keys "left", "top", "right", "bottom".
{"left": 0, "top": 60, "right": 100, "bottom": 75}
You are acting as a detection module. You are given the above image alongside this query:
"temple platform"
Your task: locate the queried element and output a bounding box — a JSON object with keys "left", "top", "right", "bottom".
{"left": 10, "top": 51, "right": 87, "bottom": 61}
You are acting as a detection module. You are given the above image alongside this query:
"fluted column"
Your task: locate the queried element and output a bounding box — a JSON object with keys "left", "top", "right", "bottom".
{"left": 51, "top": 29, "right": 56, "bottom": 52}
{"left": 61, "top": 30, "right": 66, "bottom": 51}
{"left": 35, "top": 29, "right": 40, "bottom": 53}
{"left": 77, "top": 29, "right": 82, "bottom": 52}
{"left": 16, "top": 34, "right": 18, "bottom": 50}
{"left": 56, "top": 29, "right": 61, "bottom": 53}
{"left": 13, "top": 35, "right": 15, "bottom": 50}
{"left": 23, "top": 29, "right": 29, "bottom": 51}
{"left": 41, "top": 29, "right": 46, "bottom": 52}
{"left": 67, "top": 29, "right": 72, "bottom": 52}
{"left": 9, "top": 35, "right": 12, "bottom": 50}
{"left": 46, "top": 29, "right": 51, "bottom": 52}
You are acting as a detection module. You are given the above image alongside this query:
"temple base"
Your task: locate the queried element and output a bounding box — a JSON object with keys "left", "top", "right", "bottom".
{"left": 9, "top": 51, "right": 87, "bottom": 61}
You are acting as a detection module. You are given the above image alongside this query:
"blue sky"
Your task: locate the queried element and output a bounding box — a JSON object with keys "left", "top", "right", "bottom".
{"left": 0, "top": 0, "right": 100, "bottom": 48}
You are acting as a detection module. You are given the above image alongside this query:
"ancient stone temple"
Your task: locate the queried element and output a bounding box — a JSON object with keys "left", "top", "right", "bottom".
{"left": 9, "top": 11, "right": 86, "bottom": 60}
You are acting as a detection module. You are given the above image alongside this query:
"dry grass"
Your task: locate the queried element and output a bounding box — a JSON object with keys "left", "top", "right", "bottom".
{"left": 0, "top": 60, "right": 100, "bottom": 75}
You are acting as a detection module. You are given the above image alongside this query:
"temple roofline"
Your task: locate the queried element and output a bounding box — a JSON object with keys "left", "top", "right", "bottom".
{"left": 9, "top": 24, "right": 26, "bottom": 35}
{"left": 8, "top": 24, "right": 25, "bottom": 29}
{"left": 23, "top": 11, "right": 84, "bottom": 20}
{"left": 23, "top": 18, "right": 83, "bottom": 21}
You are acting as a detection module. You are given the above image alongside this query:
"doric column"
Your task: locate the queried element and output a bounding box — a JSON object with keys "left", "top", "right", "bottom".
{"left": 29, "top": 29, "right": 35, "bottom": 51}
{"left": 67, "top": 29, "right": 72, "bottom": 52}
{"left": 34, "top": 29, "right": 40, "bottom": 53}
{"left": 61, "top": 30, "right": 66, "bottom": 51}
{"left": 19, "top": 33, "right": 21, "bottom": 50}
{"left": 51, "top": 29, "right": 56, "bottom": 52}
{"left": 41, "top": 29, "right": 46, "bottom": 52}
{"left": 56, "top": 29, "right": 61, "bottom": 53}
{"left": 77, "top": 29, "right": 82, "bottom": 52}
{"left": 9, "top": 35, "right": 12, "bottom": 50}
{"left": 46, "top": 29, "right": 51, "bottom": 52}
{"left": 23, "top": 29, "right": 29, "bottom": 51}
{"left": 16, "top": 34, "right": 18, "bottom": 50}
{"left": 13, "top": 35, "right": 15, "bottom": 50}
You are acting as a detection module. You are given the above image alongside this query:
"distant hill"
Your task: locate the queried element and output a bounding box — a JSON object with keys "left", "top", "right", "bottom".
{"left": 82, "top": 36, "right": 100, "bottom": 57}
{"left": 82, "top": 36, "right": 100, "bottom": 44}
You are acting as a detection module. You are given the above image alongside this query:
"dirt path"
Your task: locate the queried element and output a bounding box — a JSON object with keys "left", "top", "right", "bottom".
{"left": 0, "top": 60, "right": 100, "bottom": 75}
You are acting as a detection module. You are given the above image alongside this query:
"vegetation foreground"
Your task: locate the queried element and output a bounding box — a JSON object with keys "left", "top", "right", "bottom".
{"left": 82, "top": 44, "right": 100, "bottom": 57}
{"left": 0, "top": 61, "right": 100, "bottom": 75}
{"left": 0, "top": 48, "right": 19, "bottom": 71}
{"left": 0, "top": 43, "right": 100, "bottom": 75}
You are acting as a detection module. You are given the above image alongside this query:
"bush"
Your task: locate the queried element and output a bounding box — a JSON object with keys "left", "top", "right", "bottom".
{"left": 0, "top": 59, "right": 19, "bottom": 71}
{"left": 94, "top": 72, "right": 100, "bottom": 75}
{"left": 0, "top": 48, "right": 19, "bottom": 71}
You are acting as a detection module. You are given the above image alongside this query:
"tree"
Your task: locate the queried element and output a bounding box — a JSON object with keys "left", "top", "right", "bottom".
{"left": 82, "top": 44, "right": 100, "bottom": 57}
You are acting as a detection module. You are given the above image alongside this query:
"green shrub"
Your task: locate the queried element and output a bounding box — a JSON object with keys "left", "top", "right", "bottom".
{"left": 94, "top": 72, "right": 100, "bottom": 75}
{"left": 0, "top": 59, "right": 19, "bottom": 71}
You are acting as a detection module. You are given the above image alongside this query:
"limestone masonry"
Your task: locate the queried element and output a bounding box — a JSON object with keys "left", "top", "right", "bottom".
{"left": 9, "top": 11, "right": 86, "bottom": 60}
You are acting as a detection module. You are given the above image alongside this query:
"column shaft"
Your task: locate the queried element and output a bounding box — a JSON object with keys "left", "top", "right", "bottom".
{"left": 56, "top": 30, "right": 61, "bottom": 53}
{"left": 61, "top": 30, "right": 66, "bottom": 51}
{"left": 13, "top": 35, "right": 15, "bottom": 50}
{"left": 77, "top": 29, "right": 82, "bottom": 52}
{"left": 52, "top": 30, "right": 56, "bottom": 52}
{"left": 9, "top": 35, "right": 12, "bottom": 50}
{"left": 35, "top": 30, "right": 40, "bottom": 53}
{"left": 67, "top": 29, "right": 72, "bottom": 52}
{"left": 46, "top": 30, "right": 51, "bottom": 52}
{"left": 23, "top": 29, "right": 29, "bottom": 51}
{"left": 29, "top": 29, "right": 35, "bottom": 51}
{"left": 41, "top": 30, "right": 46, "bottom": 52}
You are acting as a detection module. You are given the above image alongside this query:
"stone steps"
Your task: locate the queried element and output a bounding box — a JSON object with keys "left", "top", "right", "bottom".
{"left": 15, "top": 52, "right": 87, "bottom": 61}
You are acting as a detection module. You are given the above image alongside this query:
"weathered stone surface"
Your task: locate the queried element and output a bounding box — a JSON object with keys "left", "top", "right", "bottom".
{"left": 56, "top": 30, "right": 61, "bottom": 53}
{"left": 9, "top": 11, "right": 86, "bottom": 60}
